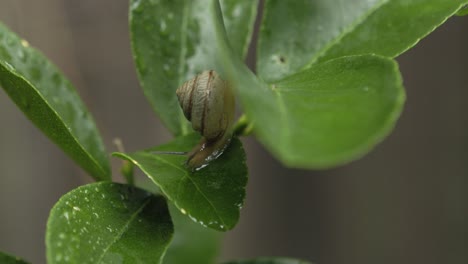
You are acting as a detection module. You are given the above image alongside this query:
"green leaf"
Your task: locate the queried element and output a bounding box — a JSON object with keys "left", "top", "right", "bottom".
{"left": 163, "top": 205, "right": 222, "bottom": 264}
{"left": 46, "top": 182, "right": 173, "bottom": 264}
{"left": 130, "top": 0, "right": 258, "bottom": 136}
{"left": 0, "top": 252, "right": 29, "bottom": 264}
{"left": 257, "top": 0, "right": 388, "bottom": 82}
{"left": 318, "top": 0, "right": 468, "bottom": 62}
{"left": 457, "top": 4, "right": 468, "bottom": 16}
{"left": 224, "top": 258, "right": 312, "bottom": 264}
{"left": 0, "top": 22, "right": 110, "bottom": 181}
{"left": 235, "top": 55, "right": 405, "bottom": 168}
{"left": 113, "top": 133, "right": 248, "bottom": 231}
{"left": 220, "top": 0, "right": 259, "bottom": 59}
{"left": 155, "top": 1, "right": 404, "bottom": 168}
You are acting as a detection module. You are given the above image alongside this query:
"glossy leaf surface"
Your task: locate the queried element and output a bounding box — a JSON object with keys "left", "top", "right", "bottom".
{"left": 251, "top": 55, "right": 405, "bottom": 168}
{"left": 0, "top": 22, "right": 110, "bottom": 180}
{"left": 46, "top": 182, "right": 173, "bottom": 264}
{"left": 318, "top": 0, "right": 468, "bottom": 62}
{"left": 257, "top": 0, "right": 387, "bottom": 82}
{"left": 224, "top": 258, "right": 312, "bottom": 264}
{"left": 457, "top": 4, "right": 468, "bottom": 15}
{"left": 113, "top": 133, "right": 248, "bottom": 231}
{"left": 163, "top": 204, "right": 222, "bottom": 264}
{"left": 158, "top": 1, "right": 406, "bottom": 168}
{"left": 130, "top": 0, "right": 258, "bottom": 136}
{"left": 0, "top": 252, "right": 29, "bottom": 264}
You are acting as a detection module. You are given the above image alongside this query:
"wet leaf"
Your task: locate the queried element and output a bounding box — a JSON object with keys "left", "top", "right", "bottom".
{"left": 163, "top": 204, "right": 222, "bottom": 264}
{"left": 0, "top": 22, "right": 110, "bottom": 180}
{"left": 233, "top": 55, "right": 405, "bottom": 168}
{"left": 130, "top": 0, "right": 258, "bottom": 136}
{"left": 46, "top": 182, "right": 173, "bottom": 264}
{"left": 257, "top": 0, "right": 387, "bottom": 82}
{"left": 318, "top": 0, "right": 468, "bottom": 62}
{"left": 113, "top": 133, "right": 248, "bottom": 231}
{"left": 0, "top": 252, "right": 29, "bottom": 264}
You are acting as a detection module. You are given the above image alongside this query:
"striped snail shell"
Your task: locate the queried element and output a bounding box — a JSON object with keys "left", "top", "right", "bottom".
{"left": 176, "top": 70, "right": 235, "bottom": 170}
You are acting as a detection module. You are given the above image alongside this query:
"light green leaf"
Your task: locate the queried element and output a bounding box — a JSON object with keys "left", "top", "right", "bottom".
{"left": 224, "top": 258, "right": 312, "bottom": 264}
{"left": 113, "top": 133, "right": 248, "bottom": 231}
{"left": 257, "top": 0, "right": 387, "bottom": 82}
{"left": 235, "top": 55, "right": 405, "bottom": 168}
{"left": 160, "top": 1, "right": 405, "bottom": 168}
{"left": 221, "top": 0, "right": 259, "bottom": 59}
{"left": 318, "top": 0, "right": 468, "bottom": 62}
{"left": 46, "top": 182, "right": 173, "bottom": 264}
{"left": 130, "top": 0, "right": 258, "bottom": 136}
{"left": 0, "top": 252, "right": 29, "bottom": 264}
{"left": 0, "top": 22, "right": 110, "bottom": 181}
{"left": 163, "top": 204, "right": 222, "bottom": 264}
{"left": 457, "top": 4, "right": 468, "bottom": 16}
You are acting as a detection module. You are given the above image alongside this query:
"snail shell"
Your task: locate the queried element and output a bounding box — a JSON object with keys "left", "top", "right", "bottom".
{"left": 176, "top": 70, "right": 235, "bottom": 169}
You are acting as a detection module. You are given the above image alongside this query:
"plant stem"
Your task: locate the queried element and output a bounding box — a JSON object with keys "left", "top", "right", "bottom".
{"left": 113, "top": 138, "right": 135, "bottom": 185}
{"left": 233, "top": 114, "right": 254, "bottom": 137}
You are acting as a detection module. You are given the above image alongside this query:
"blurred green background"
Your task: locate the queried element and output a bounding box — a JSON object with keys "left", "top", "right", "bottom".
{"left": 0, "top": 1, "right": 467, "bottom": 263}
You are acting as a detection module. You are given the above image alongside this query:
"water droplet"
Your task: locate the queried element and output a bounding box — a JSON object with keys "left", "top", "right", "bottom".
{"left": 180, "top": 208, "right": 187, "bottom": 215}
{"left": 21, "top": 39, "right": 29, "bottom": 48}
{"left": 73, "top": 206, "right": 81, "bottom": 211}
{"left": 63, "top": 212, "right": 69, "bottom": 220}
{"left": 160, "top": 20, "right": 167, "bottom": 33}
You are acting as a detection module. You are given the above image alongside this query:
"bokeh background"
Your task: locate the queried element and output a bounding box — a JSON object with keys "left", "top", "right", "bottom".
{"left": 0, "top": 1, "right": 467, "bottom": 264}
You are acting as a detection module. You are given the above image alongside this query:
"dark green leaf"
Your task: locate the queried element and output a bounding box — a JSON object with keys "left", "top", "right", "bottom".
{"left": 130, "top": 0, "right": 257, "bottom": 136}
{"left": 318, "top": 0, "right": 468, "bottom": 62}
{"left": 164, "top": 205, "right": 222, "bottom": 264}
{"left": 0, "top": 252, "right": 29, "bottom": 264}
{"left": 224, "top": 258, "right": 312, "bottom": 264}
{"left": 234, "top": 55, "right": 405, "bottom": 168}
{"left": 113, "top": 133, "right": 248, "bottom": 231}
{"left": 257, "top": 0, "right": 387, "bottom": 82}
{"left": 46, "top": 182, "right": 173, "bottom": 264}
{"left": 0, "top": 22, "right": 110, "bottom": 181}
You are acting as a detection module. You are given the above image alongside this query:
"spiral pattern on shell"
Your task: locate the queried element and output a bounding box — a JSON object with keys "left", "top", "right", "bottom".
{"left": 176, "top": 70, "right": 236, "bottom": 169}
{"left": 176, "top": 70, "right": 235, "bottom": 142}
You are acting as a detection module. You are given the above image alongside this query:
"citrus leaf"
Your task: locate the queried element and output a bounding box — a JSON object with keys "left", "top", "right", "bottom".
{"left": 224, "top": 258, "right": 312, "bottom": 264}
{"left": 163, "top": 1, "right": 405, "bottom": 168}
{"left": 163, "top": 204, "right": 222, "bottom": 264}
{"left": 220, "top": 0, "right": 259, "bottom": 59}
{"left": 130, "top": 0, "right": 258, "bottom": 136}
{"left": 46, "top": 182, "right": 173, "bottom": 264}
{"left": 457, "top": 4, "right": 468, "bottom": 16}
{"left": 0, "top": 252, "right": 29, "bottom": 264}
{"left": 318, "top": 0, "right": 468, "bottom": 62}
{"left": 234, "top": 55, "right": 405, "bottom": 168}
{"left": 257, "top": 0, "right": 388, "bottom": 82}
{"left": 113, "top": 133, "right": 248, "bottom": 231}
{"left": 0, "top": 22, "right": 110, "bottom": 180}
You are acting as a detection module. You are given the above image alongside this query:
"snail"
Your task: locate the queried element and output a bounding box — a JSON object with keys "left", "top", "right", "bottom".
{"left": 154, "top": 70, "right": 235, "bottom": 170}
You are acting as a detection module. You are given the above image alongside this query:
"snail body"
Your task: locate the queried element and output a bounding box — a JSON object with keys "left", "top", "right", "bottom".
{"left": 176, "top": 70, "right": 235, "bottom": 169}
